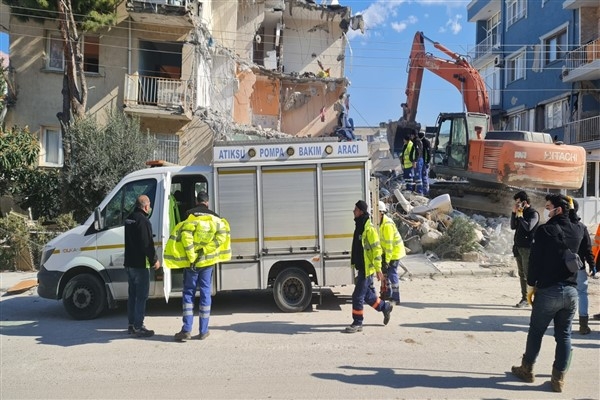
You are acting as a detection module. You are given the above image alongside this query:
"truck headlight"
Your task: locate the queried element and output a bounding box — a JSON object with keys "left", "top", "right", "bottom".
{"left": 40, "top": 246, "right": 56, "bottom": 267}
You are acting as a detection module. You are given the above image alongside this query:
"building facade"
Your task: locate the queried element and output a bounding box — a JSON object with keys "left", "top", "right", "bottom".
{"left": 4, "top": 0, "right": 358, "bottom": 167}
{"left": 467, "top": 0, "right": 600, "bottom": 223}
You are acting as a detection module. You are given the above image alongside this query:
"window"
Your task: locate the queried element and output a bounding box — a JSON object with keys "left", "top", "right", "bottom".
{"left": 545, "top": 99, "right": 569, "bottom": 129}
{"left": 507, "top": 51, "right": 526, "bottom": 83}
{"left": 486, "top": 13, "right": 500, "bottom": 48}
{"left": 46, "top": 34, "right": 100, "bottom": 73}
{"left": 101, "top": 179, "right": 157, "bottom": 230}
{"left": 508, "top": 110, "right": 529, "bottom": 130}
{"left": 506, "top": 0, "right": 526, "bottom": 27}
{"left": 40, "top": 127, "right": 63, "bottom": 167}
{"left": 544, "top": 29, "right": 567, "bottom": 64}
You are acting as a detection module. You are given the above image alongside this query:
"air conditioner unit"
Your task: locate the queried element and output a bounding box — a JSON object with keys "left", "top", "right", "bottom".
{"left": 493, "top": 55, "right": 504, "bottom": 68}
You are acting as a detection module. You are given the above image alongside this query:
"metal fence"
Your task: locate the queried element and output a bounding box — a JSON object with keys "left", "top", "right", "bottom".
{"left": 564, "top": 115, "right": 600, "bottom": 144}
{"left": 153, "top": 133, "right": 179, "bottom": 164}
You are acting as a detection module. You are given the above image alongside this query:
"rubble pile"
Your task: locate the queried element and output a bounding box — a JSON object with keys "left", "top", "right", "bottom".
{"left": 382, "top": 191, "right": 516, "bottom": 268}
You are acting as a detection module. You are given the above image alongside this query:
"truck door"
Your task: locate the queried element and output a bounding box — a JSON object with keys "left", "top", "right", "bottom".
{"left": 96, "top": 177, "right": 164, "bottom": 299}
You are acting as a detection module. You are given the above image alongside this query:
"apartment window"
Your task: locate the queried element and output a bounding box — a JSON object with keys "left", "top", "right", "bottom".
{"left": 46, "top": 34, "right": 100, "bottom": 73}
{"left": 506, "top": 0, "right": 526, "bottom": 27}
{"left": 545, "top": 99, "right": 569, "bottom": 129}
{"left": 508, "top": 110, "right": 529, "bottom": 130}
{"left": 543, "top": 29, "right": 567, "bottom": 64}
{"left": 507, "top": 51, "right": 525, "bottom": 83}
{"left": 486, "top": 13, "right": 500, "bottom": 48}
{"left": 40, "top": 127, "right": 63, "bottom": 167}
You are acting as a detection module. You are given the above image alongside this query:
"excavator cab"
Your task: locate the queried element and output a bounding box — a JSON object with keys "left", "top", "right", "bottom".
{"left": 433, "top": 112, "right": 489, "bottom": 175}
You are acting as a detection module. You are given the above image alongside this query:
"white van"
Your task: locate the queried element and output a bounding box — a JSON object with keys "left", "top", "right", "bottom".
{"left": 37, "top": 138, "right": 371, "bottom": 319}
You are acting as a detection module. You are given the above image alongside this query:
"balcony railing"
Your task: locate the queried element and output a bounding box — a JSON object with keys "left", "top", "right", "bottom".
{"left": 469, "top": 33, "right": 500, "bottom": 61}
{"left": 564, "top": 38, "right": 600, "bottom": 75}
{"left": 564, "top": 115, "right": 600, "bottom": 144}
{"left": 154, "top": 133, "right": 179, "bottom": 164}
{"left": 124, "top": 74, "right": 189, "bottom": 111}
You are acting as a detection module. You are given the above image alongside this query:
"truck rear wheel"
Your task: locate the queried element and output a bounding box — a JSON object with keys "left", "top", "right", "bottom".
{"left": 62, "top": 274, "right": 106, "bottom": 320}
{"left": 273, "top": 268, "right": 312, "bottom": 312}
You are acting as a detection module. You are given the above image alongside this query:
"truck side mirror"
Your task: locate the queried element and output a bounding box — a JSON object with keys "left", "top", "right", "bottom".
{"left": 94, "top": 207, "right": 104, "bottom": 231}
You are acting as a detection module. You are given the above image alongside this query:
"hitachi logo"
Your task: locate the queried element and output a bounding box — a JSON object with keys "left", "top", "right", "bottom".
{"left": 544, "top": 151, "right": 577, "bottom": 162}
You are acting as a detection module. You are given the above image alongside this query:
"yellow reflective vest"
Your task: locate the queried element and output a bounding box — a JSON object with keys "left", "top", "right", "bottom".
{"left": 164, "top": 213, "right": 231, "bottom": 269}
{"left": 352, "top": 218, "right": 383, "bottom": 276}
{"left": 401, "top": 140, "right": 413, "bottom": 169}
{"left": 379, "top": 214, "right": 406, "bottom": 262}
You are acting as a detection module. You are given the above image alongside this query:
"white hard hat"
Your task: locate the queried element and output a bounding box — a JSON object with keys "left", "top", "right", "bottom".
{"left": 378, "top": 201, "right": 387, "bottom": 213}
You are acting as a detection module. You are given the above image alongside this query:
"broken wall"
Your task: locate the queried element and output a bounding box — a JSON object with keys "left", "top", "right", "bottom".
{"left": 280, "top": 80, "right": 343, "bottom": 136}
{"left": 281, "top": 6, "right": 346, "bottom": 77}
{"left": 235, "top": 1, "right": 267, "bottom": 61}
{"left": 234, "top": 67, "right": 258, "bottom": 125}
{"left": 179, "top": 117, "right": 215, "bottom": 166}
{"left": 250, "top": 76, "right": 281, "bottom": 130}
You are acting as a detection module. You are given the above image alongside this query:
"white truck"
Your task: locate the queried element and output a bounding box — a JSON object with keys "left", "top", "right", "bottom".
{"left": 37, "top": 138, "right": 371, "bottom": 319}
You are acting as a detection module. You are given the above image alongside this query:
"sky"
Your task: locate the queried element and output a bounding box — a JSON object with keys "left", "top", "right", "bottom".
{"left": 343, "top": 0, "right": 475, "bottom": 128}
{"left": 0, "top": 0, "right": 475, "bottom": 128}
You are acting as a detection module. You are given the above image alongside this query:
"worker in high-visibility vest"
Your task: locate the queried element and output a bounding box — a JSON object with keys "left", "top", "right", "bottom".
{"left": 164, "top": 191, "right": 231, "bottom": 342}
{"left": 400, "top": 134, "right": 414, "bottom": 191}
{"left": 377, "top": 201, "right": 406, "bottom": 305}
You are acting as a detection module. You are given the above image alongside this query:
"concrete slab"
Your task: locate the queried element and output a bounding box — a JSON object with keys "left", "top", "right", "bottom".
{"left": 400, "top": 254, "right": 440, "bottom": 276}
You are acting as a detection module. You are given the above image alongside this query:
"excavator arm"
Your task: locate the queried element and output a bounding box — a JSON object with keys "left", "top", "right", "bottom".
{"left": 404, "top": 31, "right": 490, "bottom": 123}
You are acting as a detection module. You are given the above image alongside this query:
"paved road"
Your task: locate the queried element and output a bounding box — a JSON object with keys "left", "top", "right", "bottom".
{"left": 1, "top": 268, "right": 599, "bottom": 399}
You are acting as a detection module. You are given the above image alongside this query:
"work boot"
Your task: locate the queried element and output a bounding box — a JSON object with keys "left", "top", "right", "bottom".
{"left": 133, "top": 326, "right": 154, "bottom": 338}
{"left": 579, "top": 316, "right": 591, "bottom": 335}
{"left": 194, "top": 331, "right": 210, "bottom": 340}
{"left": 343, "top": 324, "right": 363, "bottom": 333}
{"left": 127, "top": 324, "right": 134, "bottom": 334}
{"left": 383, "top": 302, "right": 394, "bottom": 325}
{"left": 174, "top": 330, "right": 191, "bottom": 342}
{"left": 551, "top": 368, "right": 565, "bottom": 392}
{"left": 511, "top": 356, "right": 535, "bottom": 383}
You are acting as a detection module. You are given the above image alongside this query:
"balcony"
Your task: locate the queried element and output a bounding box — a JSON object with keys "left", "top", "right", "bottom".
{"left": 562, "top": 38, "right": 600, "bottom": 82}
{"left": 469, "top": 33, "right": 501, "bottom": 63}
{"left": 564, "top": 115, "right": 600, "bottom": 145}
{"left": 123, "top": 74, "right": 192, "bottom": 120}
{"left": 563, "top": 0, "right": 599, "bottom": 9}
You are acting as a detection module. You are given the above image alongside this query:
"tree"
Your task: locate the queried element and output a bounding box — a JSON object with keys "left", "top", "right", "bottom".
{"left": 61, "top": 110, "right": 157, "bottom": 222}
{"left": 0, "top": 126, "right": 62, "bottom": 219}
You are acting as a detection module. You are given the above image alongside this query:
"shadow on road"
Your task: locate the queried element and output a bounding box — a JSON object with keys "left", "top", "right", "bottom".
{"left": 312, "top": 365, "right": 552, "bottom": 392}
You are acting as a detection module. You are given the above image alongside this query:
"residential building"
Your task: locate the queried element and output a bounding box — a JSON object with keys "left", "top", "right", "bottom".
{"left": 468, "top": 0, "right": 600, "bottom": 224}
{"left": 4, "top": 0, "right": 359, "bottom": 167}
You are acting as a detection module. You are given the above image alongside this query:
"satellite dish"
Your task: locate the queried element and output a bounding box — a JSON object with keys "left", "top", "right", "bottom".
{"left": 255, "top": 34, "right": 262, "bottom": 44}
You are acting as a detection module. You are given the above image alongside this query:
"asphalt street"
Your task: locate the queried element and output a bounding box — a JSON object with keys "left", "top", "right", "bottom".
{"left": 1, "top": 262, "right": 599, "bottom": 399}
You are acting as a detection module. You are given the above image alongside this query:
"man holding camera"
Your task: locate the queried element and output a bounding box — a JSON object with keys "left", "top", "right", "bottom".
{"left": 510, "top": 191, "right": 540, "bottom": 308}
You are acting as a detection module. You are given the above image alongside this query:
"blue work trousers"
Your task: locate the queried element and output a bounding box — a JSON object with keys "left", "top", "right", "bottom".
{"left": 126, "top": 267, "right": 150, "bottom": 330}
{"left": 385, "top": 260, "right": 401, "bottom": 304}
{"left": 413, "top": 158, "right": 424, "bottom": 194}
{"left": 402, "top": 167, "right": 414, "bottom": 191}
{"left": 523, "top": 283, "right": 577, "bottom": 372}
{"left": 181, "top": 265, "right": 214, "bottom": 335}
{"left": 352, "top": 271, "right": 390, "bottom": 326}
{"left": 421, "top": 163, "right": 429, "bottom": 196}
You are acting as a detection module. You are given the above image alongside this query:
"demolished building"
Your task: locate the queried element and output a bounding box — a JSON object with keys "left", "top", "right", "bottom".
{"left": 4, "top": 0, "right": 365, "bottom": 167}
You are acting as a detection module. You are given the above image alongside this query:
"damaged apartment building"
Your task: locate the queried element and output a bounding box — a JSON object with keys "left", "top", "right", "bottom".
{"left": 3, "top": 0, "right": 365, "bottom": 166}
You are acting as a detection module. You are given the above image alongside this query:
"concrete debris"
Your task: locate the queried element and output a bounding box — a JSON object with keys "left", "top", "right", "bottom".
{"left": 382, "top": 190, "right": 517, "bottom": 267}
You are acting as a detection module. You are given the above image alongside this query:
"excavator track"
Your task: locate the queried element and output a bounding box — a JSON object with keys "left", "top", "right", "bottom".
{"left": 428, "top": 181, "right": 552, "bottom": 216}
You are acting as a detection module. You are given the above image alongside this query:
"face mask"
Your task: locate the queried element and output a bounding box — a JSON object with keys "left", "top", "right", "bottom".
{"left": 543, "top": 207, "right": 556, "bottom": 220}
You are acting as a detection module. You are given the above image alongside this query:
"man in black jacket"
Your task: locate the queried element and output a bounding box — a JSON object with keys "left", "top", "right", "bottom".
{"left": 511, "top": 194, "right": 584, "bottom": 393}
{"left": 418, "top": 131, "right": 431, "bottom": 196}
{"left": 510, "top": 191, "right": 539, "bottom": 308}
{"left": 124, "top": 195, "right": 161, "bottom": 338}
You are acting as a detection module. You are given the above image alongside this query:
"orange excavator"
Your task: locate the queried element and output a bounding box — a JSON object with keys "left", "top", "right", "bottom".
{"left": 387, "top": 32, "right": 586, "bottom": 212}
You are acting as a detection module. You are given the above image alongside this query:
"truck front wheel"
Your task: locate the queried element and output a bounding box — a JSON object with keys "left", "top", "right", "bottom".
{"left": 273, "top": 268, "right": 312, "bottom": 312}
{"left": 62, "top": 274, "right": 106, "bottom": 320}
